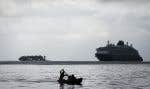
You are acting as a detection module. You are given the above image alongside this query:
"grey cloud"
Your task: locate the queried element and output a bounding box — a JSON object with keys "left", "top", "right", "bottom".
{"left": 0, "top": 0, "right": 97, "bottom": 17}
{"left": 99, "top": 0, "right": 150, "bottom": 3}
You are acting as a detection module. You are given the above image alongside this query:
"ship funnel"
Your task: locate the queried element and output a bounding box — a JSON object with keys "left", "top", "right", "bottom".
{"left": 117, "top": 40, "right": 124, "bottom": 46}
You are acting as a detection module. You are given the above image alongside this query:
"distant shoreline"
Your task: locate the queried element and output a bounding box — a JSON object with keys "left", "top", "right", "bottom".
{"left": 0, "top": 61, "right": 149, "bottom": 65}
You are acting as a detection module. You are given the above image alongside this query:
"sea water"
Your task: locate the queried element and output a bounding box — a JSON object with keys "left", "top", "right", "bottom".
{"left": 0, "top": 64, "right": 150, "bottom": 89}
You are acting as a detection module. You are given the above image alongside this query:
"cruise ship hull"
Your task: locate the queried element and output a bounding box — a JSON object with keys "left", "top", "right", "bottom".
{"left": 95, "top": 53, "right": 143, "bottom": 61}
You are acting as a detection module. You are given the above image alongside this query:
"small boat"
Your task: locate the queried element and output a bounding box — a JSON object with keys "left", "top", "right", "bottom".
{"left": 58, "top": 78, "right": 83, "bottom": 85}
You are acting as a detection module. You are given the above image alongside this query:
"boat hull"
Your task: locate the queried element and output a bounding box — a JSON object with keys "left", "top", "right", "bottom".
{"left": 58, "top": 78, "right": 83, "bottom": 85}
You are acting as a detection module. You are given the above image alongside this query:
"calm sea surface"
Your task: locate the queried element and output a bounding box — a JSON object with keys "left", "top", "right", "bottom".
{"left": 0, "top": 64, "right": 150, "bottom": 89}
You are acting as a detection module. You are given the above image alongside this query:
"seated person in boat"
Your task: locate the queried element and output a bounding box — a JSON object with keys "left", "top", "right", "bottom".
{"left": 68, "top": 74, "right": 76, "bottom": 82}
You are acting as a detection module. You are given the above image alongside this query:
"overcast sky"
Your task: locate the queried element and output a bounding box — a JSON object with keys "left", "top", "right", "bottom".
{"left": 0, "top": 0, "right": 150, "bottom": 61}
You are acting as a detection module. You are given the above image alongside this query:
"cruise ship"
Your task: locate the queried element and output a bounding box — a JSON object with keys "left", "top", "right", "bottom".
{"left": 19, "top": 55, "right": 46, "bottom": 61}
{"left": 95, "top": 40, "right": 143, "bottom": 61}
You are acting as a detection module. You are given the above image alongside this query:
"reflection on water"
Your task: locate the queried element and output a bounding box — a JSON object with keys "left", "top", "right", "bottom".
{"left": 0, "top": 64, "right": 150, "bottom": 89}
{"left": 59, "top": 84, "right": 75, "bottom": 89}
{"left": 60, "top": 84, "right": 64, "bottom": 89}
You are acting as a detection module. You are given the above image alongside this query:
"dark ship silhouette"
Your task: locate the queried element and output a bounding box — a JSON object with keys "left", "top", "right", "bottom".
{"left": 19, "top": 55, "right": 46, "bottom": 61}
{"left": 95, "top": 40, "right": 143, "bottom": 62}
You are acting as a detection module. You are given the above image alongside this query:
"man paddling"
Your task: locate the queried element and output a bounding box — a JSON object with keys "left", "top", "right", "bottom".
{"left": 59, "top": 69, "right": 68, "bottom": 81}
{"left": 58, "top": 69, "right": 83, "bottom": 85}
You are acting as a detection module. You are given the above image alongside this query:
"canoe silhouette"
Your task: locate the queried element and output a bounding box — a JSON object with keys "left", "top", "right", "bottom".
{"left": 58, "top": 78, "right": 83, "bottom": 85}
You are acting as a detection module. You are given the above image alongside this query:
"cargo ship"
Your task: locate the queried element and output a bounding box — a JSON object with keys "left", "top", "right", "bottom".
{"left": 95, "top": 40, "right": 143, "bottom": 61}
